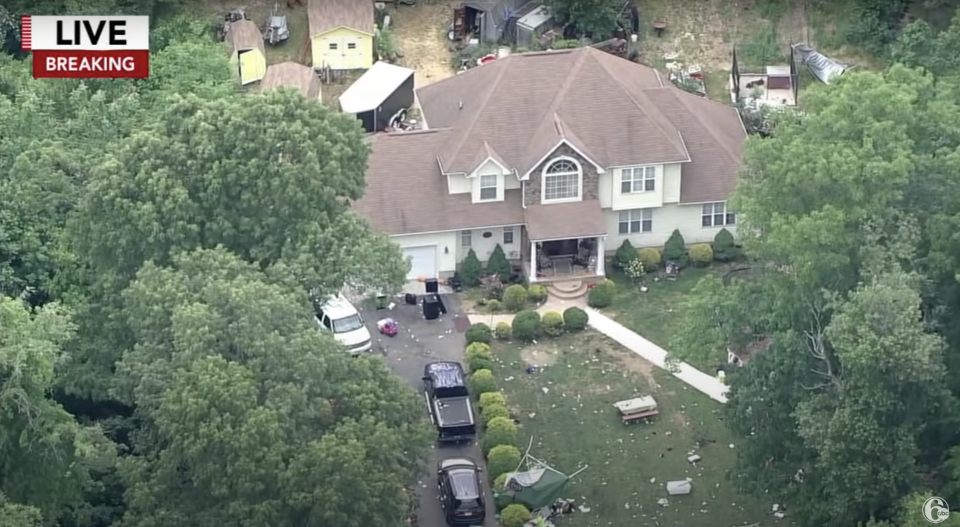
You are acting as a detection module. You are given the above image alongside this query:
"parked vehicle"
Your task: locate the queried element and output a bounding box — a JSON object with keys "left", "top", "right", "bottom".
{"left": 423, "top": 362, "right": 476, "bottom": 443}
{"left": 437, "top": 457, "right": 486, "bottom": 525}
{"left": 314, "top": 295, "right": 372, "bottom": 354}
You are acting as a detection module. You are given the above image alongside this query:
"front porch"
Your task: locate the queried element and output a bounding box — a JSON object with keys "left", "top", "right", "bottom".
{"left": 524, "top": 236, "right": 606, "bottom": 284}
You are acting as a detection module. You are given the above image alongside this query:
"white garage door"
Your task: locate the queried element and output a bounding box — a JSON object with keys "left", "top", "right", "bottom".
{"left": 402, "top": 246, "right": 437, "bottom": 280}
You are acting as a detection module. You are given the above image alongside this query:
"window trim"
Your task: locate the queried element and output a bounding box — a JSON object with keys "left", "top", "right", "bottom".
{"left": 478, "top": 174, "right": 498, "bottom": 201}
{"left": 328, "top": 42, "right": 338, "bottom": 50}
{"left": 701, "top": 202, "right": 736, "bottom": 228}
{"left": 620, "top": 166, "right": 656, "bottom": 193}
{"left": 617, "top": 208, "right": 653, "bottom": 234}
{"left": 460, "top": 230, "right": 472, "bottom": 247}
{"left": 541, "top": 156, "right": 583, "bottom": 204}
{"left": 503, "top": 226, "right": 515, "bottom": 245}
{"left": 347, "top": 42, "right": 357, "bottom": 50}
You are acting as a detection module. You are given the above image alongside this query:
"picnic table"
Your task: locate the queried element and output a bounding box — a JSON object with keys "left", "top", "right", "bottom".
{"left": 614, "top": 396, "right": 659, "bottom": 423}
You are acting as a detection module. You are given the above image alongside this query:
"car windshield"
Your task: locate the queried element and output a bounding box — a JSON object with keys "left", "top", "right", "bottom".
{"left": 331, "top": 314, "right": 364, "bottom": 333}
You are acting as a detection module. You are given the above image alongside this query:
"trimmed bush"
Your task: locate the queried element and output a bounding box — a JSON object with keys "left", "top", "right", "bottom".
{"left": 527, "top": 284, "right": 548, "bottom": 303}
{"left": 713, "top": 228, "right": 739, "bottom": 262}
{"left": 493, "top": 473, "right": 508, "bottom": 491}
{"left": 663, "top": 229, "right": 688, "bottom": 266}
{"left": 468, "top": 369, "right": 498, "bottom": 395}
{"left": 637, "top": 247, "right": 661, "bottom": 271}
{"left": 486, "top": 244, "right": 512, "bottom": 283}
{"left": 483, "top": 427, "right": 519, "bottom": 454}
{"left": 482, "top": 404, "right": 510, "bottom": 425}
{"left": 465, "top": 342, "right": 492, "bottom": 360}
{"left": 487, "top": 445, "right": 522, "bottom": 479}
{"left": 563, "top": 307, "right": 589, "bottom": 332}
{"left": 689, "top": 243, "right": 713, "bottom": 266}
{"left": 502, "top": 284, "right": 528, "bottom": 312}
{"left": 479, "top": 392, "right": 506, "bottom": 409}
{"left": 587, "top": 279, "right": 616, "bottom": 308}
{"left": 541, "top": 310, "right": 564, "bottom": 337}
{"left": 495, "top": 321, "right": 512, "bottom": 340}
{"left": 511, "top": 309, "right": 541, "bottom": 342}
{"left": 467, "top": 355, "right": 494, "bottom": 373}
{"left": 486, "top": 299, "right": 502, "bottom": 312}
{"left": 465, "top": 323, "right": 493, "bottom": 345}
{"left": 500, "top": 504, "right": 532, "bottom": 527}
{"left": 461, "top": 249, "right": 483, "bottom": 286}
{"left": 614, "top": 239, "right": 637, "bottom": 269}
{"left": 486, "top": 416, "right": 517, "bottom": 434}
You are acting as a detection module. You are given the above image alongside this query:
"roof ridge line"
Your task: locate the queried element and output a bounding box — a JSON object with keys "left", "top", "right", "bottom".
{"left": 522, "top": 50, "right": 589, "bottom": 161}
{"left": 442, "top": 60, "right": 514, "bottom": 171}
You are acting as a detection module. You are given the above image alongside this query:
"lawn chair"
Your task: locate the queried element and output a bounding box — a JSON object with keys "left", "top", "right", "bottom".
{"left": 664, "top": 261, "right": 680, "bottom": 281}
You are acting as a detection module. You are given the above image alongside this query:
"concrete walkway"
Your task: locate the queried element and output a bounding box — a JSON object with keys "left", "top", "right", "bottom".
{"left": 465, "top": 295, "right": 729, "bottom": 404}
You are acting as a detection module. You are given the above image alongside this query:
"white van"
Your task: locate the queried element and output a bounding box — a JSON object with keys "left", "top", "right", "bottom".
{"left": 314, "top": 295, "right": 373, "bottom": 354}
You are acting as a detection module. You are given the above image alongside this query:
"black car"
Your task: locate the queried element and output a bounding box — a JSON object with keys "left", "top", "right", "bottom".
{"left": 437, "top": 457, "right": 486, "bottom": 525}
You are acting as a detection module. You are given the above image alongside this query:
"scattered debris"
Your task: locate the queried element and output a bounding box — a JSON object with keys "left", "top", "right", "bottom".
{"left": 657, "top": 497, "right": 670, "bottom": 506}
{"left": 667, "top": 480, "right": 692, "bottom": 495}
{"left": 687, "top": 454, "right": 701, "bottom": 463}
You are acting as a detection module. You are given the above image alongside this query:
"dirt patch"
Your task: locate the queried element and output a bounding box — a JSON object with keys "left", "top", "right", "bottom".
{"left": 521, "top": 346, "right": 558, "bottom": 367}
{"left": 672, "top": 412, "right": 689, "bottom": 428}
{"left": 189, "top": 0, "right": 311, "bottom": 65}
{"left": 639, "top": 0, "right": 744, "bottom": 71}
{"left": 320, "top": 70, "right": 364, "bottom": 106}
{"left": 386, "top": 1, "right": 457, "bottom": 87}
{"left": 776, "top": 1, "right": 815, "bottom": 49}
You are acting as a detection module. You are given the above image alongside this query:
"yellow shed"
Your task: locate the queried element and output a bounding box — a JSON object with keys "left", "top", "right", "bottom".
{"left": 226, "top": 20, "right": 267, "bottom": 85}
{"left": 261, "top": 62, "right": 323, "bottom": 101}
{"left": 308, "top": 0, "right": 375, "bottom": 70}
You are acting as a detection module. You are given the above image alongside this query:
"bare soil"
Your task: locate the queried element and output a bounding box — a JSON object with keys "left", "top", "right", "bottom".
{"left": 521, "top": 346, "right": 558, "bottom": 367}
{"left": 190, "top": 0, "right": 312, "bottom": 65}
{"left": 385, "top": 1, "right": 456, "bottom": 87}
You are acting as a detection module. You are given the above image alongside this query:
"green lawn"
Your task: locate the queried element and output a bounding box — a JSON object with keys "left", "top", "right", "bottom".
{"left": 602, "top": 265, "right": 728, "bottom": 351}
{"left": 492, "top": 332, "right": 780, "bottom": 527}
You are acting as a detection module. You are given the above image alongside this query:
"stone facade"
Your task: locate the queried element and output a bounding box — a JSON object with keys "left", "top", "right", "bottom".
{"left": 523, "top": 143, "right": 600, "bottom": 204}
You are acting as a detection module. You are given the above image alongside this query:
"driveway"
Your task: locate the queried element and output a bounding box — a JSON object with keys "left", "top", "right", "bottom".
{"left": 362, "top": 294, "right": 496, "bottom": 527}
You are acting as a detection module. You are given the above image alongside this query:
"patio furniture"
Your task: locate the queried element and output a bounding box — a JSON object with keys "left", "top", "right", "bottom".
{"left": 664, "top": 261, "right": 680, "bottom": 281}
{"left": 614, "top": 396, "right": 659, "bottom": 423}
{"left": 653, "top": 19, "right": 666, "bottom": 37}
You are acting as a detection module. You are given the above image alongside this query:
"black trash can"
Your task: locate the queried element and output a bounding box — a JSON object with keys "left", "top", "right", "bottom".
{"left": 425, "top": 278, "right": 439, "bottom": 294}
{"left": 422, "top": 294, "right": 441, "bottom": 320}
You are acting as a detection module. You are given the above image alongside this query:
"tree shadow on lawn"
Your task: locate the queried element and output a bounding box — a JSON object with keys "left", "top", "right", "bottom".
{"left": 493, "top": 331, "right": 779, "bottom": 527}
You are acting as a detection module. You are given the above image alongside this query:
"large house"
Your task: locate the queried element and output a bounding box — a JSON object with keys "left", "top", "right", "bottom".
{"left": 353, "top": 47, "right": 746, "bottom": 283}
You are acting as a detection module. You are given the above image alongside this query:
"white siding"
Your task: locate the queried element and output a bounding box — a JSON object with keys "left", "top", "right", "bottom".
{"left": 663, "top": 163, "right": 681, "bottom": 204}
{"left": 392, "top": 231, "right": 459, "bottom": 276}
{"left": 455, "top": 225, "right": 523, "bottom": 263}
{"left": 603, "top": 204, "right": 738, "bottom": 251}
{"left": 472, "top": 160, "right": 504, "bottom": 203}
{"left": 504, "top": 173, "right": 520, "bottom": 190}
{"left": 609, "top": 165, "right": 664, "bottom": 210}
{"left": 447, "top": 175, "right": 471, "bottom": 194}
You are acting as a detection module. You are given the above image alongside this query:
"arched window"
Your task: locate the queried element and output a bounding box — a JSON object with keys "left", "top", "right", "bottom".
{"left": 542, "top": 157, "right": 581, "bottom": 202}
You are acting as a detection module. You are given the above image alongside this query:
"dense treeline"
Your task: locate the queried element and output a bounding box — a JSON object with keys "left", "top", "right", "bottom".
{"left": 0, "top": 11, "right": 426, "bottom": 527}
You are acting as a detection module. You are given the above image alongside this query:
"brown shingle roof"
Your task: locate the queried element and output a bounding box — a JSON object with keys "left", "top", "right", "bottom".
{"left": 261, "top": 62, "right": 322, "bottom": 99}
{"left": 354, "top": 129, "right": 526, "bottom": 235}
{"left": 524, "top": 201, "right": 607, "bottom": 241}
{"left": 226, "top": 20, "right": 264, "bottom": 53}
{"left": 308, "top": 0, "right": 375, "bottom": 36}
{"left": 417, "top": 47, "right": 745, "bottom": 203}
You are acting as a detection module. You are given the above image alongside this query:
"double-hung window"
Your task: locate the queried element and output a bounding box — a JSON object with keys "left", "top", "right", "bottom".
{"left": 701, "top": 202, "right": 736, "bottom": 227}
{"left": 618, "top": 209, "right": 652, "bottom": 234}
{"left": 621, "top": 166, "right": 655, "bottom": 193}
{"left": 460, "top": 230, "right": 472, "bottom": 247}
{"left": 479, "top": 175, "right": 498, "bottom": 201}
{"left": 503, "top": 226, "right": 515, "bottom": 244}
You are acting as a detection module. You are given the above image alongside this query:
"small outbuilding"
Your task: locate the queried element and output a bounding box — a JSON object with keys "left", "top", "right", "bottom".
{"left": 308, "top": 0, "right": 375, "bottom": 70}
{"left": 226, "top": 19, "right": 267, "bottom": 85}
{"left": 261, "top": 61, "right": 322, "bottom": 101}
{"left": 455, "top": 0, "right": 532, "bottom": 44}
{"left": 516, "top": 5, "right": 552, "bottom": 47}
{"left": 339, "top": 61, "right": 415, "bottom": 133}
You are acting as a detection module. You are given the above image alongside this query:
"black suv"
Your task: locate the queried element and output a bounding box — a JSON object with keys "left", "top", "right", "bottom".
{"left": 437, "top": 457, "right": 486, "bottom": 525}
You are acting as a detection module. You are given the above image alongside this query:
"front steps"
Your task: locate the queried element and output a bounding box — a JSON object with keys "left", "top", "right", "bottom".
{"left": 546, "top": 279, "right": 589, "bottom": 300}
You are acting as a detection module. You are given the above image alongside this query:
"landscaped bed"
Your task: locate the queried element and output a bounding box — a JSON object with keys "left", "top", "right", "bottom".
{"left": 488, "top": 331, "right": 781, "bottom": 527}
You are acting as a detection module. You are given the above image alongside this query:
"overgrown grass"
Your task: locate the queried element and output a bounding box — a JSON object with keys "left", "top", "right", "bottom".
{"left": 492, "top": 332, "right": 781, "bottom": 527}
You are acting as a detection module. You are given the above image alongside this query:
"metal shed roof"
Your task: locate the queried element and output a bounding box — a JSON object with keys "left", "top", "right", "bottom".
{"left": 517, "top": 5, "right": 551, "bottom": 30}
{"left": 339, "top": 61, "right": 415, "bottom": 114}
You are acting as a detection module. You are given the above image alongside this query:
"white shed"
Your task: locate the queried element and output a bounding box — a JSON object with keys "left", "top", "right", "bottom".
{"left": 339, "top": 61, "right": 416, "bottom": 133}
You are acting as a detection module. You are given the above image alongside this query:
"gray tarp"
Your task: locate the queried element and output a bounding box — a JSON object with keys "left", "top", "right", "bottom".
{"left": 792, "top": 44, "right": 850, "bottom": 84}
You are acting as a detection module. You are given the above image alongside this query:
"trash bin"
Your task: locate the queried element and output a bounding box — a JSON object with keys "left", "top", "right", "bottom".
{"left": 375, "top": 294, "right": 388, "bottom": 310}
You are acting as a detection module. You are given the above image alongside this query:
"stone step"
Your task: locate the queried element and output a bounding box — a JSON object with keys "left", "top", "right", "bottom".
{"left": 546, "top": 280, "right": 589, "bottom": 300}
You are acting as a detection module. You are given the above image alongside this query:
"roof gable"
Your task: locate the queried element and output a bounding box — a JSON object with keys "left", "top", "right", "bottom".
{"left": 308, "top": 0, "right": 375, "bottom": 36}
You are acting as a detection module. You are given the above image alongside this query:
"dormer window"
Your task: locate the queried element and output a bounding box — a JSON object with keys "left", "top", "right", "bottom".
{"left": 542, "top": 157, "right": 581, "bottom": 203}
{"left": 479, "top": 174, "right": 498, "bottom": 201}
{"left": 621, "top": 166, "right": 655, "bottom": 193}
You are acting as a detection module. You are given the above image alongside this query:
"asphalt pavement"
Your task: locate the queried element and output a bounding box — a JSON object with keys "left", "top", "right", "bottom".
{"left": 362, "top": 294, "right": 496, "bottom": 527}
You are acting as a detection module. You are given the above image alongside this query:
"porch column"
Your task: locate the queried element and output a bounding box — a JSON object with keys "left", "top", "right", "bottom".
{"left": 596, "top": 236, "right": 606, "bottom": 277}
{"left": 529, "top": 240, "right": 538, "bottom": 283}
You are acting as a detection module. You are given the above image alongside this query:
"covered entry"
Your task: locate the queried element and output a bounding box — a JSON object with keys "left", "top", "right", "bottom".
{"left": 339, "top": 61, "right": 416, "bottom": 132}
{"left": 402, "top": 246, "right": 438, "bottom": 279}
{"left": 523, "top": 201, "right": 607, "bottom": 282}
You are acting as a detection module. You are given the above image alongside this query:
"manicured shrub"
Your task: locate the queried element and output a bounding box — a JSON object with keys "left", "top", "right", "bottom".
{"left": 483, "top": 425, "right": 519, "bottom": 454}
{"left": 563, "top": 307, "right": 589, "bottom": 332}
{"left": 527, "top": 284, "right": 548, "bottom": 303}
{"left": 493, "top": 473, "right": 508, "bottom": 490}
{"left": 482, "top": 404, "right": 510, "bottom": 425}
{"left": 713, "top": 228, "right": 740, "bottom": 262}
{"left": 637, "top": 247, "right": 661, "bottom": 270}
{"left": 468, "top": 355, "right": 494, "bottom": 373}
{"left": 466, "top": 323, "right": 493, "bottom": 345}
{"left": 461, "top": 249, "right": 483, "bottom": 286}
{"left": 486, "top": 244, "right": 513, "bottom": 283}
{"left": 487, "top": 445, "right": 522, "bottom": 479}
{"left": 486, "top": 299, "right": 502, "bottom": 312}
{"left": 614, "top": 239, "right": 637, "bottom": 269}
{"left": 511, "top": 310, "right": 541, "bottom": 342}
{"left": 663, "top": 229, "right": 688, "bottom": 266}
{"left": 495, "top": 321, "right": 512, "bottom": 340}
{"left": 624, "top": 258, "right": 645, "bottom": 284}
{"left": 689, "top": 243, "right": 713, "bottom": 266}
{"left": 465, "top": 342, "right": 492, "bottom": 360}
{"left": 479, "top": 392, "right": 507, "bottom": 409}
{"left": 502, "top": 284, "right": 528, "bottom": 312}
{"left": 500, "top": 504, "right": 532, "bottom": 527}
{"left": 541, "top": 310, "right": 564, "bottom": 337}
{"left": 486, "top": 416, "right": 517, "bottom": 435}
{"left": 468, "top": 369, "right": 498, "bottom": 395}
{"left": 587, "top": 279, "right": 616, "bottom": 308}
